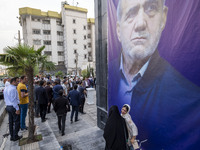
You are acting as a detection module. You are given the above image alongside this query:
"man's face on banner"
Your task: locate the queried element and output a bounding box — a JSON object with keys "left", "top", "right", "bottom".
{"left": 117, "top": 0, "right": 168, "bottom": 60}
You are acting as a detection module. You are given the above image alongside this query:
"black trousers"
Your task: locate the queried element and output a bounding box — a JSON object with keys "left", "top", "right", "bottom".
{"left": 79, "top": 98, "right": 85, "bottom": 113}
{"left": 47, "top": 100, "right": 52, "bottom": 113}
{"left": 34, "top": 101, "right": 40, "bottom": 116}
{"left": 57, "top": 114, "right": 66, "bottom": 134}
{"left": 39, "top": 104, "right": 47, "bottom": 121}
{"left": 71, "top": 106, "right": 79, "bottom": 121}
{"left": 6, "top": 106, "right": 20, "bottom": 139}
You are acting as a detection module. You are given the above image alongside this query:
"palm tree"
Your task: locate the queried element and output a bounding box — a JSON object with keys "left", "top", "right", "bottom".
{"left": 0, "top": 44, "right": 55, "bottom": 141}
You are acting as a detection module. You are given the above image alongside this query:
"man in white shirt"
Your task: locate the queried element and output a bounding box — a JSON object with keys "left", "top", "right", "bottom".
{"left": 4, "top": 77, "right": 22, "bottom": 141}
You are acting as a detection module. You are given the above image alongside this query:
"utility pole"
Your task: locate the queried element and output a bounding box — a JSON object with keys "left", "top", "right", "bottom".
{"left": 14, "top": 30, "right": 22, "bottom": 45}
{"left": 18, "top": 30, "right": 21, "bottom": 45}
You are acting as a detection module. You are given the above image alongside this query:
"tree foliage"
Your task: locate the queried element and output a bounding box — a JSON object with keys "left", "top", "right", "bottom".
{"left": 0, "top": 44, "right": 55, "bottom": 141}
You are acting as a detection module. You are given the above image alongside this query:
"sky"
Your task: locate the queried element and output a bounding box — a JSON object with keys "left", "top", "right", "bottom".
{"left": 0, "top": 0, "right": 94, "bottom": 54}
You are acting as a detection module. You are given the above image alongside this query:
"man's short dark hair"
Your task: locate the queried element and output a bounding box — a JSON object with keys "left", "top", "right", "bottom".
{"left": 55, "top": 79, "right": 60, "bottom": 84}
{"left": 10, "top": 77, "right": 19, "bottom": 84}
{"left": 74, "top": 84, "right": 78, "bottom": 90}
{"left": 39, "top": 80, "right": 45, "bottom": 86}
{"left": 58, "top": 90, "right": 63, "bottom": 96}
{"left": 47, "top": 81, "right": 51, "bottom": 85}
{"left": 21, "top": 75, "right": 26, "bottom": 80}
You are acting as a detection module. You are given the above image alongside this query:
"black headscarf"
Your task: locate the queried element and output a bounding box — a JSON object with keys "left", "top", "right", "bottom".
{"left": 103, "top": 105, "right": 128, "bottom": 150}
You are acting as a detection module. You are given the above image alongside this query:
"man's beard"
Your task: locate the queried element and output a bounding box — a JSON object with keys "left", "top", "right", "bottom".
{"left": 122, "top": 27, "right": 163, "bottom": 61}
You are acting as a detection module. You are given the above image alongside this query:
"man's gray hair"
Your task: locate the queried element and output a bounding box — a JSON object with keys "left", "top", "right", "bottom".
{"left": 117, "top": 0, "right": 166, "bottom": 21}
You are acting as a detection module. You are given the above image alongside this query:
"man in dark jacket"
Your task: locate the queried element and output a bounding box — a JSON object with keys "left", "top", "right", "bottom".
{"left": 67, "top": 84, "right": 80, "bottom": 123}
{"left": 45, "top": 82, "right": 53, "bottom": 113}
{"left": 36, "top": 80, "right": 49, "bottom": 122}
{"left": 78, "top": 81, "right": 86, "bottom": 114}
{"left": 34, "top": 80, "right": 40, "bottom": 117}
{"left": 54, "top": 90, "right": 69, "bottom": 136}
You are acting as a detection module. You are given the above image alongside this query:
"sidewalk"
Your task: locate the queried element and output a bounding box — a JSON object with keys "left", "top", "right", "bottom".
{"left": 0, "top": 93, "right": 105, "bottom": 150}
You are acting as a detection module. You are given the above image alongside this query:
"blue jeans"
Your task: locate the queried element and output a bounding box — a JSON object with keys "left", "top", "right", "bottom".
{"left": 20, "top": 104, "right": 28, "bottom": 129}
{"left": 6, "top": 106, "right": 20, "bottom": 138}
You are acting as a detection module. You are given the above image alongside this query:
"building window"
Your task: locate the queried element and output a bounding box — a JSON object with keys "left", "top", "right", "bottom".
{"left": 44, "top": 51, "right": 52, "bottom": 56}
{"left": 57, "top": 41, "right": 63, "bottom": 46}
{"left": 43, "top": 30, "right": 51, "bottom": 35}
{"left": 73, "top": 29, "right": 76, "bottom": 34}
{"left": 33, "top": 40, "right": 41, "bottom": 45}
{"left": 74, "top": 49, "right": 77, "bottom": 54}
{"left": 88, "top": 25, "right": 91, "bottom": 29}
{"left": 88, "top": 43, "right": 91, "bottom": 48}
{"left": 84, "top": 45, "right": 87, "bottom": 49}
{"left": 32, "top": 17, "right": 40, "bottom": 22}
{"left": 32, "top": 29, "right": 40, "bottom": 34}
{"left": 56, "top": 21, "right": 62, "bottom": 26}
{"left": 73, "top": 19, "right": 76, "bottom": 24}
{"left": 88, "top": 52, "right": 92, "bottom": 56}
{"left": 58, "top": 61, "right": 64, "bottom": 65}
{"left": 57, "top": 31, "right": 63, "bottom": 36}
{"left": 83, "top": 25, "right": 86, "bottom": 30}
{"left": 84, "top": 54, "right": 87, "bottom": 59}
{"left": 42, "top": 20, "right": 50, "bottom": 24}
{"left": 87, "top": 34, "right": 91, "bottom": 38}
{"left": 84, "top": 35, "right": 86, "bottom": 40}
{"left": 58, "top": 51, "right": 64, "bottom": 56}
{"left": 44, "top": 40, "right": 51, "bottom": 45}
{"left": 74, "top": 39, "right": 77, "bottom": 44}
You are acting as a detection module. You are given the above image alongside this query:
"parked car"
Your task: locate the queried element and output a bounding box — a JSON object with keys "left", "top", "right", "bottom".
{"left": 0, "top": 82, "right": 5, "bottom": 99}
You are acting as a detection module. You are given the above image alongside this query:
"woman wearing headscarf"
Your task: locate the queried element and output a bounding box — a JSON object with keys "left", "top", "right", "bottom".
{"left": 103, "top": 105, "right": 128, "bottom": 150}
{"left": 121, "top": 104, "right": 138, "bottom": 150}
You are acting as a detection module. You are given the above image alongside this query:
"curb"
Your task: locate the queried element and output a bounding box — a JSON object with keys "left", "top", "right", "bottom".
{"left": 0, "top": 100, "right": 6, "bottom": 126}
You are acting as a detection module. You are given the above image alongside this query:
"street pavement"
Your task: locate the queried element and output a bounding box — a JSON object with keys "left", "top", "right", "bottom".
{"left": 0, "top": 93, "right": 106, "bottom": 150}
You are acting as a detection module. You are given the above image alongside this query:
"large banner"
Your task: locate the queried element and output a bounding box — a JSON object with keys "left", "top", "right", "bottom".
{"left": 108, "top": 0, "right": 200, "bottom": 149}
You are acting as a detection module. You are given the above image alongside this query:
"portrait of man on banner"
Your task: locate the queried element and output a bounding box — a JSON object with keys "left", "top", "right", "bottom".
{"left": 108, "top": 0, "right": 200, "bottom": 149}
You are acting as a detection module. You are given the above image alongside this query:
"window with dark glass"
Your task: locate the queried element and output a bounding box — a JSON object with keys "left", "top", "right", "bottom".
{"left": 42, "top": 20, "right": 50, "bottom": 24}
{"left": 44, "top": 51, "right": 52, "bottom": 55}
{"left": 73, "top": 19, "right": 76, "bottom": 24}
{"left": 32, "top": 29, "right": 40, "bottom": 34}
{"left": 57, "top": 31, "right": 63, "bottom": 36}
{"left": 43, "top": 30, "right": 51, "bottom": 35}
{"left": 44, "top": 40, "right": 51, "bottom": 45}
{"left": 57, "top": 41, "right": 63, "bottom": 46}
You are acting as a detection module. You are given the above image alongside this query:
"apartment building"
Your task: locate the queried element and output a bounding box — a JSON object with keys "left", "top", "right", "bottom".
{"left": 19, "top": 3, "right": 95, "bottom": 75}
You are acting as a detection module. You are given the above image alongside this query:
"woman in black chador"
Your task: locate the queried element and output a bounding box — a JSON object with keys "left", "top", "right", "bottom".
{"left": 103, "top": 105, "right": 128, "bottom": 150}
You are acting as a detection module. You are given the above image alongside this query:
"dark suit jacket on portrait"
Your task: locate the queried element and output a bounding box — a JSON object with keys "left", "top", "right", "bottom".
{"left": 109, "top": 50, "right": 200, "bottom": 150}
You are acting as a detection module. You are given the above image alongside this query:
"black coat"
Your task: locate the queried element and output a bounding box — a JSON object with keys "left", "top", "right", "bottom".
{"left": 103, "top": 105, "right": 128, "bottom": 150}
{"left": 54, "top": 96, "right": 69, "bottom": 115}
{"left": 36, "top": 86, "right": 49, "bottom": 105}
{"left": 45, "top": 85, "right": 53, "bottom": 102}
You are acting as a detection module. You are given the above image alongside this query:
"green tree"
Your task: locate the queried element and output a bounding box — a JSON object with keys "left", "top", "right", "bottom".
{"left": 0, "top": 44, "right": 55, "bottom": 141}
{"left": 81, "top": 69, "right": 87, "bottom": 78}
{"left": 54, "top": 70, "right": 63, "bottom": 78}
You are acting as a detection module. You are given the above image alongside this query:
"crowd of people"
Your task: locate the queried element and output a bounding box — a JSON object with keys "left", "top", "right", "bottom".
{"left": 3, "top": 75, "right": 96, "bottom": 141}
